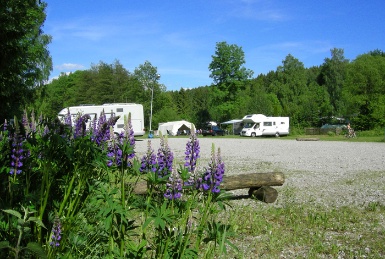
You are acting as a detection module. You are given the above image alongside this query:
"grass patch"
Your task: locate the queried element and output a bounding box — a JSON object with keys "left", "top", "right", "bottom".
{"left": 220, "top": 198, "right": 385, "bottom": 258}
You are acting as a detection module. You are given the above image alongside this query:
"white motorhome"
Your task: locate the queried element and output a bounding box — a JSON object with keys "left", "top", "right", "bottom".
{"left": 58, "top": 103, "right": 145, "bottom": 136}
{"left": 240, "top": 114, "right": 289, "bottom": 137}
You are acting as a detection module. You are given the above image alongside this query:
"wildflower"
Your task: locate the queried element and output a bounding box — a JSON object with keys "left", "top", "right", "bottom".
{"left": 3, "top": 119, "right": 7, "bottom": 131}
{"left": 50, "top": 216, "right": 62, "bottom": 247}
{"left": 123, "top": 113, "right": 136, "bottom": 162}
{"left": 156, "top": 135, "right": 173, "bottom": 177}
{"left": 10, "top": 131, "right": 24, "bottom": 175}
{"left": 184, "top": 125, "right": 200, "bottom": 173}
{"left": 164, "top": 169, "right": 183, "bottom": 200}
{"left": 106, "top": 129, "right": 124, "bottom": 167}
{"left": 43, "top": 125, "right": 50, "bottom": 136}
{"left": 22, "top": 110, "right": 30, "bottom": 134}
{"left": 199, "top": 144, "right": 225, "bottom": 193}
{"left": 74, "top": 114, "right": 90, "bottom": 138}
{"left": 140, "top": 140, "right": 157, "bottom": 173}
{"left": 92, "top": 110, "right": 108, "bottom": 145}
{"left": 64, "top": 109, "right": 72, "bottom": 126}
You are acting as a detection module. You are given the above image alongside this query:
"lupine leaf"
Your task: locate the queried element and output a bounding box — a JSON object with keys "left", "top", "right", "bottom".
{"left": 25, "top": 242, "right": 47, "bottom": 259}
{"left": 0, "top": 241, "right": 10, "bottom": 250}
{"left": 2, "top": 209, "right": 22, "bottom": 219}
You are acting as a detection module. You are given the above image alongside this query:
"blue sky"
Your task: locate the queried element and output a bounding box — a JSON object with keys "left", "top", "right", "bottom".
{"left": 44, "top": 0, "right": 385, "bottom": 91}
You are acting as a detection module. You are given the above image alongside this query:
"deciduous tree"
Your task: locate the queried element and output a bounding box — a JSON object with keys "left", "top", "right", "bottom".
{"left": 0, "top": 0, "right": 52, "bottom": 121}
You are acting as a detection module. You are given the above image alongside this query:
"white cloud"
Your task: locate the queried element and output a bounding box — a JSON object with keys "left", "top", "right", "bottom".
{"left": 55, "top": 63, "right": 85, "bottom": 71}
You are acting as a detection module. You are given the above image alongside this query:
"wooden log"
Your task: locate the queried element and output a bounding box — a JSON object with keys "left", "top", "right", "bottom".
{"left": 296, "top": 137, "right": 319, "bottom": 141}
{"left": 132, "top": 172, "right": 285, "bottom": 195}
{"left": 220, "top": 172, "right": 285, "bottom": 190}
{"left": 248, "top": 186, "right": 278, "bottom": 203}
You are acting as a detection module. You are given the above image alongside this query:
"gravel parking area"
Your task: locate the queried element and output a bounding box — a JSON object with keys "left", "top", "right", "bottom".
{"left": 135, "top": 137, "right": 385, "bottom": 207}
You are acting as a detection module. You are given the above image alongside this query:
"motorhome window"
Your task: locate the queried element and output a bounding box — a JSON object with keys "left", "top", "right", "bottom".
{"left": 117, "top": 124, "right": 124, "bottom": 128}
{"left": 116, "top": 108, "right": 123, "bottom": 112}
{"left": 86, "top": 113, "right": 97, "bottom": 120}
{"left": 281, "top": 122, "right": 285, "bottom": 124}
{"left": 244, "top": 123, "right": 254, "bottom": 128}
{"left": 105, "top": 113, "right": 112, "bottom": 119}
{"left": 263, "top": 122, "right": 272, "bottom": 126}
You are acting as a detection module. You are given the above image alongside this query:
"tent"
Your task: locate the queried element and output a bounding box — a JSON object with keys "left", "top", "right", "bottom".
{"left": 220, "top": 119, "right": 243, "bottom": 135}
{"left": 157, "top": 120, "right": 195, "bottom": 136}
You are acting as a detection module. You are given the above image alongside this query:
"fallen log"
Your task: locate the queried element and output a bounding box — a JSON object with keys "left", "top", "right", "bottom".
{"left": 220, "top": 172, "right": 285, "bottom": 190}
{"left": 296, "top": 137, "right": 320, "bottom": 141}
{"left": 132, "top": 172, "right": 285, "bottom": 195}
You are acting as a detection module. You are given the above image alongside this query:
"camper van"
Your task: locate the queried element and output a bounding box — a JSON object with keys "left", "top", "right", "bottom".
{"left": 58, "top": 103, "right": 145, "bottom": 136}
{"left": 240, "top": 114, "right": 289, "bottom": 137}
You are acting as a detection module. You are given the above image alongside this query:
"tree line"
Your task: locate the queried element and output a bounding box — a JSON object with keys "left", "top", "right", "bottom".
{"left": 31, "top": 46, "right": 385, "bottom": 132}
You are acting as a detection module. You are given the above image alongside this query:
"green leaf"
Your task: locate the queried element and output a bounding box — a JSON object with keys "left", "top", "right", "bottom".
{"left": 2, "top": 209, "right": 22, "bottom": 219}
{"left": 28, "top": 217, "right": 47, "bottom": 229}
{"left": 25, "top": 242, "right": 47, "bottom": 259}
{"left": 0, "top": 241, "right": 10, "bottom": 250}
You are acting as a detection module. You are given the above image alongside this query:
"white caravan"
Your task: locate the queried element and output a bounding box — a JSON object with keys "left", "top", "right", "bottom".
{"left": 58, "top": 103, "right": 145, "bottom": 136}
{"left": 240, "top": 114, "right": 289, "bottom": 137}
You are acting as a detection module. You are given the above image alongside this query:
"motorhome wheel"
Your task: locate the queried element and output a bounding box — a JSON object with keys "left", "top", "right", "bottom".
{"left": 275, "top": 132, "right": 280, "bottom": 137}
{"left": 251, "top": 132, "right": 256, "bottom": 137}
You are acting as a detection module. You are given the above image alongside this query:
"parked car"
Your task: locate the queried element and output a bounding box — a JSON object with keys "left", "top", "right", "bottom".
{"left": 202, "top": 125, "right": 226, "bottom": 136}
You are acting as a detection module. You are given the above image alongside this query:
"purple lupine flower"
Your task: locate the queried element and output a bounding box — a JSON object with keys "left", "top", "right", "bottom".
{"left": 122, "top": 113, "right": 136, "bottom": 163}
{"left": 22, "top": 110, "right": 30, "bottom": 132}
{"left": 30, "top": 111, "right": 36, "bottom": 133}
{"left": 50, "top": 216, "right": 62, "bottom": 247}
{"left": 43, "top": 125, "right": 50, "bottom": 136}
{"left": 93, "top": 110, "right": 108, "bottom": 146}
{"left": 89, "top": 116, "right": 98, "bottom": 141}
{"left": 184, "top": 126, "right": 200, "bottom": 173}
{"left": 164, "top": 169, "right": 183, "bottom": 200}
{"left": 3, "top": 119, "right": 7, "bottom": 131}
{"left": 10, "top": 131, "right": 24, "bottom": 175}
{"left": 64, "top": 109, "right": 72, "bottom": 127}
{"left": 124, "top": 114, "right": 135, "bottom": 148}
{"left": 74, "top": 114, "right": 90, "bottom": 138}
{"left": 199, "top": 145, "right": 225, "bottom": 193}
{"left": 156, "top": 135, "right": 173, "bottom": 178}
{"left": 106, "top": 129, "right": 124, "bottom": 167}
{"left": 140, "top": 140, "right": 157, "bottom": 173}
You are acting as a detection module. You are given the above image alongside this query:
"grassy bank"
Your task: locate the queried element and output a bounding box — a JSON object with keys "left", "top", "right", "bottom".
{"left": 218, "top": 187, "right": 385, "bottom": 258}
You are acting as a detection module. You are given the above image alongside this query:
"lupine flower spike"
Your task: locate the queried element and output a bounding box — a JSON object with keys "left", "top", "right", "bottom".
{"left": 10, "top": 119, "right": 24, "bottom": 175}
{"left": 156, "top": 133, "right": 174, "bottom": 178}
{"left": 200, "top": 144, "right": 225, "bottom": 193}
{"left": 50, "top": 215, "right": 62, "bottom": 247}
{"left": 184, "top": 125, "right": 200, "bottom": 174}
{"left": 140, "top": 140, "right": 157, "bottom": 173}
{"left": 164, "top": 165, "right": 183, "bottom": 200}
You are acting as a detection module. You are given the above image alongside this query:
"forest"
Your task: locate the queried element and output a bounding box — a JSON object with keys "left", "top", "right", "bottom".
{"left": 31, "top": 46, "right": 385, "bottom": 133}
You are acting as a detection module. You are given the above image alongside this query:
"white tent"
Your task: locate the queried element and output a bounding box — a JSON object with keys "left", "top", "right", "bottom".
{"left": 157, "top": 120, "right": 195, "bottom": 136}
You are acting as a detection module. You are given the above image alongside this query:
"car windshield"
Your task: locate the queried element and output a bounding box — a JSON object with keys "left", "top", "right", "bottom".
{"left": 243, "top": 123, "right": 254, "bottom": 129}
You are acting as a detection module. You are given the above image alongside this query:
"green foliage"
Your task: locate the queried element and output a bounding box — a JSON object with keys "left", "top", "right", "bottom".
{"left": 0, "top": 0, "right": 52, "bottom": 122}
{"left": 344, "top": 53, "right": 385, "bottom": 130}
{"left": 0, "top": 114, "right": 238, "bottom": 258}
{"left": 209, "top": 41, "right": 254, "bottom": 86}
{"left": 1, "top": 206, "right": 47, "bottom": 259}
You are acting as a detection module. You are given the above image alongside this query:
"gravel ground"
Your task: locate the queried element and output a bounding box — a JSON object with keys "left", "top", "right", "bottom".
{"left": 134, "top": 137, "right": 385, "bottom": 207}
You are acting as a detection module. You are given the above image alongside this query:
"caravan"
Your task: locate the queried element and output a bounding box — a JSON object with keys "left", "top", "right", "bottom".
{"left": 240, "top": 114, "right": 289, "bottom": 137}
{"left": 58, "top": 103, "right": 145, "bottom": 136}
